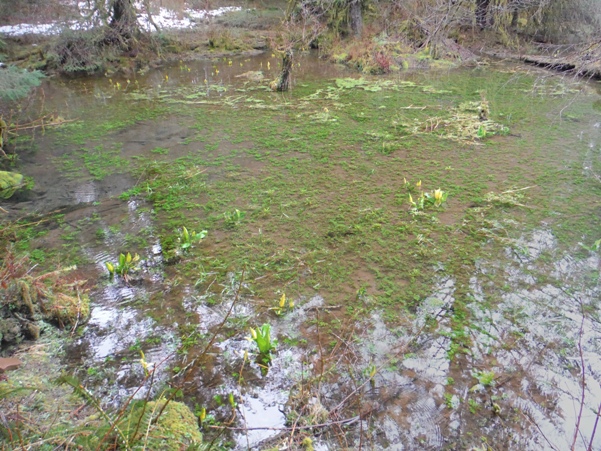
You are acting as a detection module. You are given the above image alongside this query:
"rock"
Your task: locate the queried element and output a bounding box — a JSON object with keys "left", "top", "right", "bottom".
{"left": 0, "top": 171, "right": 24, "bottom": 199}
{"left": 45, "top": 292, "right": 91, "bottom": 328}
{"left": 0, "top": 317, "right": 23, "bottom": 345}
{"left": 0, "top": 357, "right": 23, "bottom": 373}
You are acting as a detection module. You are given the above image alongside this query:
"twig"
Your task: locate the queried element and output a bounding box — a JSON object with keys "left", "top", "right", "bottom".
{"left": 571, "top": 306, "right": 587, "bottom": 451}
{"left": 500, "top": 186, "right": 537, "bottom": 194}
{"left": 521, "top": 408, "right": 560, "bottom": 451}
{"left": 153, "top": 271, "right": 246, "bottom": 423}
{"left": 588, "top": 400, "right": 601, "bottom": 451}
{"left": 11, "top": 118, "right": 76, "bottom": 132}
{"left": 199, "top": 270, "right": 245, "bottom": 357}
{"left": 209, "top": 415, "right": 360, "bottom": 432}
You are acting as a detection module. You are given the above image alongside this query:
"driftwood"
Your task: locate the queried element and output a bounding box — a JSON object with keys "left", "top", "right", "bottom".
{"left": 484, "top": 41, "right": 601, "bottom": 78}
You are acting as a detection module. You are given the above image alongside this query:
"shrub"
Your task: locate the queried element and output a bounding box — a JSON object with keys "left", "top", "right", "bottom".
{"left": 0, "top": 66, "right": 44, "bottom": 102}
{"left": 47, "top": 29, "right": 106, "bottom": 74}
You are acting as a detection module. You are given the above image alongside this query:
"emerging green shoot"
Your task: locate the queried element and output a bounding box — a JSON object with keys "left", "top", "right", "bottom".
{"left": 249, "top": 323, "right": 277, "bottom": 359}
{"left": 223, "top": 209, "right": 246, "bottom": 227}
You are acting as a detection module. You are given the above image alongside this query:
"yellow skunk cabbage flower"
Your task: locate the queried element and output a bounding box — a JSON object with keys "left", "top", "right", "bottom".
{"left": 250, "top": 328, "right": 257, "bottom": 340}
{"left": 434, "top": 189, "right": 444, "bottom": 205}
{"left": 140, "top": 351, "right": 149, "bottom": 376}
{"left": 105, "top": 262, "right": 115, "bottom": 274}
{"left": 416, "top": 180, "right": 421, "bottom": 188}
{"left": 279, "top": 293, "right": 286, "bottom": 308}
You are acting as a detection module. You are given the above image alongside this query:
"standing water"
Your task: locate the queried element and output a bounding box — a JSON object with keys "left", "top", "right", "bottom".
{"left": 3, "top": 52, "right": 601, "bottom": 450}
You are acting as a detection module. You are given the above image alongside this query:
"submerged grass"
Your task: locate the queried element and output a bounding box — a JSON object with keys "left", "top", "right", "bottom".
{"left": 84, "top": 67, "right": 596, "bottom": 321}
{"left": 9, "top": 60, "right": 601, "bottom": 448}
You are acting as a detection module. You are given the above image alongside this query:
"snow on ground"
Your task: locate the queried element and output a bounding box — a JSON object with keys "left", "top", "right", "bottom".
{"left": 0, "top": 1, "right": 242, "bottom": 36}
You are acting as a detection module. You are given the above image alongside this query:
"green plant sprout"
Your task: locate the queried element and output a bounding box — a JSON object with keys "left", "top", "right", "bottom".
{"left": 365, "top": 363, "right": 377, "bottom": 387}
{"left": 581, "top": 238, "right": 601, "bottom": 252}
{"left": 223, "top": 209, "right": 246, "bottom": 227}
{"left": 105, "top": 252, "right": 140, "bottom": 280}
{"left": 178, "top": 226, "right": 207, "bottom": 251}
{"left": 249, "top": 323, "right": 277, "bottom": 359}
{"left": 270, "top": 293, "right": 294, "bottom": 316}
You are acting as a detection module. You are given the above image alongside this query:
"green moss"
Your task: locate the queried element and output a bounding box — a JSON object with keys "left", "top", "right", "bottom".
{"left": 139, "top": 400, "right": 203, "bottom": 450}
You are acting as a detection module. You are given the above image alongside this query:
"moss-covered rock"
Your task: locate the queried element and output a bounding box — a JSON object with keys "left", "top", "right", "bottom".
{"left": 0, "top": 317, "right": 22, "bottom": 345}
{"left": 0, "top": 171, "right": 24, "bottom": 199}
{"left": 141, "top": 399, "right": 203, "bottom": 450}
{"left": 0, "top": 251, "right": 90, "bottom": 348}
{"left": 43, "top": 292, "right": 91, "bottom": 328}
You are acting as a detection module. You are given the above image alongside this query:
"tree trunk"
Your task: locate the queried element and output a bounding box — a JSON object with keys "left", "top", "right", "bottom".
{"left": 275, "top": 50, "right": 293, "bottom": 92}
{"left": 511, "top": 7, "right": 519, "bottom": 28}
{"left": 475, "top": 0, "right": 490, "bottom": 29}
{"left": 349, "top": 0, "right": 363, "bottom": 37}
{"left": 110, "top": 0, "right": 138, "bottom": 35}
{"left": 276, "top": 50, "right": 293, "bottom": 92}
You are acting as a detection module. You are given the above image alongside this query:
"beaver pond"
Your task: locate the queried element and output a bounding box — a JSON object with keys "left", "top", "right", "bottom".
{"left": 3, "top": 52, "right": 601, "bottom": 450}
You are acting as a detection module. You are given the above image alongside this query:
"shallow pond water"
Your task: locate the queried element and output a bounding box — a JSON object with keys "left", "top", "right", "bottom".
{"left": 3, "top": 51, "right": 601, "bottom": 449}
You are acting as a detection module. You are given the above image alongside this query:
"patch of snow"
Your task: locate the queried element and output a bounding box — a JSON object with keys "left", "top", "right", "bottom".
{"left": 0, "top": 2, "right": 242, "bottom": 36}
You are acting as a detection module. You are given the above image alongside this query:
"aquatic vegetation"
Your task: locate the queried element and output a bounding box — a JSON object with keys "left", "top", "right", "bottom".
{"left": 249, "top": 323, "right": 277, "bottom": 358}
{"left": 395, "top": 99, "right": 508, "bottom": 144}
{"left": 310, "top": 107, "right": 337, "bottom": 123}
{"left": 105, "top": 252, "right": 140, "bottom": 280}
{"left": 6, "top": 54, "right": 601, "bottom": 449}
{"left": 483, "top": 188, "right": 529, "bottom": 208}
{"left": 178, "top": 226, "right": 207, "bottom": 252}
